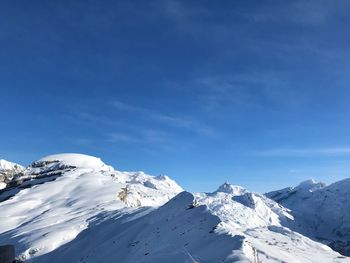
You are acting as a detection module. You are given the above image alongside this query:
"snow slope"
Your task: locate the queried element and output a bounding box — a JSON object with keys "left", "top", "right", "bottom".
{"left": 0, "top": 154, "right": 349, "bottom": 262}
{"left": 0, "top": 153, "right": 182, "bottom": 261}
{"left": 31, "top": 192, "right": 251, "bottom": 263}
{"left": 267, "top": 179, "right": 350, "bottom": 256}
{"left": 0, "top": 159, "right": 24, "bottom": 171}
{"left": 194, "top": 184, "right": 348, "bottom": 263}
{"left": 28, "top": 184, "right": 349, "bottom": 263}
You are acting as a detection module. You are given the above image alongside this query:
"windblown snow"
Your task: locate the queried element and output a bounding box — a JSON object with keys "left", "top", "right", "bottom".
{"left": 0, "top": 153, "right": 349, "bottom": 262}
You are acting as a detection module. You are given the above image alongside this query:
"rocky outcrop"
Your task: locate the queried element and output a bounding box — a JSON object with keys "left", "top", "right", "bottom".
{"left": 0, "top": 160, "right": 24, "bottom": 190}
{"left": 0, "top": 159, "right": 77, "bottom": 202}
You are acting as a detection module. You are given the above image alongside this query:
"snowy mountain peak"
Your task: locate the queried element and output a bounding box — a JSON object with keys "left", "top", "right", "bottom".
{"left": 267, "top": 178, "right": 350, "bottom": 257}
{"left": 0, "top": 159, "right": 24, "bottom": 171}
{"left": 265, "top": 179, "right": 326, "bottom": 204}
{"left": 20, "top": 153, "right": 116, "bottom": 183}
{"left": 215, "top": 182, "right": 247, "bottom": 195}
{"left": 33, "top": 153, "right": 114, "bottom": 172}
{"left": 0, "top": 153, "right": 183, "bottom": 260}
{"left": 1, "top": 154, "right": 350, "bottom": 262}
{"left": 295, "top": 179, "right": 326, "bottom": 192}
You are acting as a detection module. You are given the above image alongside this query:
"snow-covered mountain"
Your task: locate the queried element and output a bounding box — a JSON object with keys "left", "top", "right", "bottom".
{"left": 0, "top": 154, "right": 349, "bottom": 262}
{"left": 266, "top": 179, "right": 350, "bottom": 257}
{"left": 0, "top": 159, "right": 24, "bottom": 190}
{"left": 0, "top": 154, "right": 182, "bottom": 261}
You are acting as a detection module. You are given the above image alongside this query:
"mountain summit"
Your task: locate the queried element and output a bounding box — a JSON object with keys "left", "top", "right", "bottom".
{"left": 0, "top": 154, "right": 349, "bottom": 262}
{"left": 267, "top": 179, "right": 350, "bottom": 256}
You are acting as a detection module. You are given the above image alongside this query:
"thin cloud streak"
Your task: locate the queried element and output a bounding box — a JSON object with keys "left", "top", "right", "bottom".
{"left": 111, "top": 100, "right": 216, "bottom": 137}
{"left": 193, "top": 73, "right": 310, "bottom": 112}
{"left": 256, "top": 147, "right": 350, "bottom": 157}
{"left": 106, "top": 129, "right": 178, "bottom": 151}
{"left": 106, "top": 132, "right": 142, "bottom": 143}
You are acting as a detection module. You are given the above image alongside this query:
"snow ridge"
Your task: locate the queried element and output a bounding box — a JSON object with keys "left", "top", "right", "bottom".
{"left": 267, "top": 179, "right": 350, "bottom": 256}
{"left": 0, "top": 154, "right": 349, "bottom": 262}
{"left": 0, "top": 154, "right": 183, "bottom": 261}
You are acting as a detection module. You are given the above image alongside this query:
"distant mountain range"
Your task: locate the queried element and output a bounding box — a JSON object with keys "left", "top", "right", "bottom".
{"left": 0, "top": 154, "right": 349, "bottom": 262}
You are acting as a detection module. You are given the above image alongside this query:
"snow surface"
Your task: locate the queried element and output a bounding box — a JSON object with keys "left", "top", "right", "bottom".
{"left": 0, "top": 159, "right": 24, "bottom": 189}
{"left": 267, "top": 179, "right": 350, "bottom": 256}
{"left": 0, "top": 154, "right": 349, "bottom": 262}
{"left": 35, "top": 153, "right": 113, "bottom": 171}
{"left": 0, "top": 159, "right": 24, "bottom": 171}
{"left": 0, "top": 182, "right": 6, "bottom": 190}
{"left": 24, "top": 184, "right": 349, "bottom": 263}
{"left": 0, "top": 154, "right": 182, "bottom": 261}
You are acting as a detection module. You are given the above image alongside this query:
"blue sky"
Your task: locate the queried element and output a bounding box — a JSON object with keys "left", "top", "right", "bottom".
{"left": 1, "top": 0, "right": 350, "bottom": 192}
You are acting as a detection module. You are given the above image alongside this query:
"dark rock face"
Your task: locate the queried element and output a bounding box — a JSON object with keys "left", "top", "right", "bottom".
{"left": 24, "top": 160, "right": 76, "bottom": 178}
{"left": 0, "top": 160, "right": 76, "bottom": 202}
{"left": 0, "top": 164, "right": 24, "bottom": 188}
{"left": 0, "top": 245, "right": 15, "bottom": 263}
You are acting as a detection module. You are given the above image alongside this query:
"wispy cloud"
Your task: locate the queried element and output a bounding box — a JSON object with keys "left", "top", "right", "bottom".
{"left": 105, "top": 129, "right": 178, "bottom": 151}
{"left": 65, "top": 100, "right": 216, "bottom": 151}
{"left": 255, "top": 147, "right": 350, "bottom": 157}
{"left": 111, "top": 100, "right": 216, "bottom": 137}
{"left": 65, "top": 111, "right": 123, "bottom": 127}
{"left": 111, "top": 101, "right": 140, "bottom": 112}
{"left": 106, "top": 132, "right": 142, "bottom": 143}
{"left": 192, "top": 73, "right": 310, "bottom": 114}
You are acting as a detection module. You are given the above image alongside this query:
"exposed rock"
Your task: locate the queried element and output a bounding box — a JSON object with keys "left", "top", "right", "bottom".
{"left": 0, "top": 160, "right": 24, "bottom": 190}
